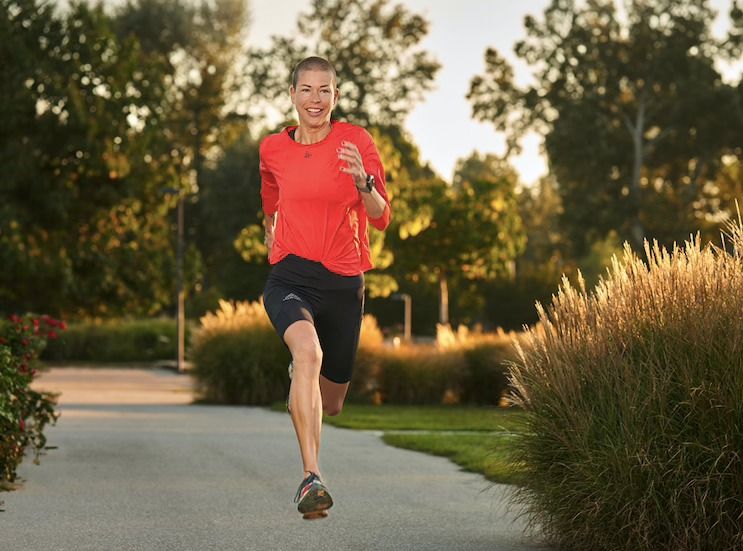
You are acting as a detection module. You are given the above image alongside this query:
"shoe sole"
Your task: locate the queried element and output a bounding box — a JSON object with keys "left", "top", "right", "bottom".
{"left": 302, "top": 510, "right": 329, "bottom": 520}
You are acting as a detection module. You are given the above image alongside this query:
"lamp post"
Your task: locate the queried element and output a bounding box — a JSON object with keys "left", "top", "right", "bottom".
{"left": 162, "top": 186, "right": 185, "bottom": 372}
{"left": 391, "top": 292, "right": 412, "bottom": 342}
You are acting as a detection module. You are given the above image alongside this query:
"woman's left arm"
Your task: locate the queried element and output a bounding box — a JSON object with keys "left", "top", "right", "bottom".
{"left": 338, "top": 139, "right": 390, "bottom": 228}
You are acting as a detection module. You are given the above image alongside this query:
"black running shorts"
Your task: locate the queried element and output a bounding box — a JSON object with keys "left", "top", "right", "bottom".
{"left": 262, "top": 254, "right": 365, "bottom": 384}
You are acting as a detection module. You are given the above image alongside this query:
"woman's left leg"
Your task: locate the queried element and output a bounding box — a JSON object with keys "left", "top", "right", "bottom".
{"left": 314, "top": 284, "right": 364, "bottom": 418}
{"left": 319, "top": 376, "right": 350, "bottom": 416}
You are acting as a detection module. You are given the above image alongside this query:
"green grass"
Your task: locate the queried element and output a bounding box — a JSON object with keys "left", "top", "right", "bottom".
{"left": 270, "top": 402, "right": 528, "bottom": 432}
{"left": 269, "top": 402, "right": 527, "bottom": 485}
{"left": 382, "top": 432, "right": 523, "bottom": 485}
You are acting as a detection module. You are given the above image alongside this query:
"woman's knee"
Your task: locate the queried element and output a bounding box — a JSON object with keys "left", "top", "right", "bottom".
{"left": 323, "top": 402, "right": 343, "bottom": 416}
{"left": 293, "top": 340, "right": 322, "bottom": 367}
{"left": 284, "top": 322, "right": 323, "bottom": 368}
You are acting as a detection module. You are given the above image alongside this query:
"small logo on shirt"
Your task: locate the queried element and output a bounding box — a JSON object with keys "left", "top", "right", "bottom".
{"left": 304, "top": 152, "right": 312, "bottom": 159}
{"left": 283, "top": 293, "right": 303, "bottom": 303}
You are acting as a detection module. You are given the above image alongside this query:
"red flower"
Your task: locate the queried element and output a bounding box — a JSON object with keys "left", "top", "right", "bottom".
{"left": 21, "top": 338, "right": 30, "bottom": 347}
{"left": 59, "top": 320, "right": 68, "bottom": 330}
{"left": 9, "top": 314, "right": 21, "bottom": 323}
{"left": 47, "top": 330, "right": 58, "bottom": 340}
{"left": 19, "top": 418, "right": 25, "bottom": 432}
{"left": 44, "top": 318, "right": 58, "bottom": 328}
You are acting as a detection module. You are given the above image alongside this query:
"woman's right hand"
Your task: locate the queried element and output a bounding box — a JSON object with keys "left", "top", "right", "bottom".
{"left": 264, "top": 229, "right": 274, "bottom": 257}
{"left": 264, "top": 213, "right": 276, "bottom": 257}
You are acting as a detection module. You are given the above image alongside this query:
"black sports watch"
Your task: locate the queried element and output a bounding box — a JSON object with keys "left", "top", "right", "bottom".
{"left": 359, "top": 174, "right": 375, "bottom": 194}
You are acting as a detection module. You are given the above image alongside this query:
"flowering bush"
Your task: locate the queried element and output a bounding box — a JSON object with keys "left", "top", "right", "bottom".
{"left": 1, "top": 314, "right": 62, "bottom": 490}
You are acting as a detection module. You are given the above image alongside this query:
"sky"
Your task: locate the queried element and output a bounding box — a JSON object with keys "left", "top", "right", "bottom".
{"left": 249, "top": 0, "right": 739, "bottom": 185}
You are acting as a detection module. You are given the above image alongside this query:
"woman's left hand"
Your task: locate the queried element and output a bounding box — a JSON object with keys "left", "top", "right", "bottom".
{"left": 337, "top": 141, "right": 367, "bottom": 190}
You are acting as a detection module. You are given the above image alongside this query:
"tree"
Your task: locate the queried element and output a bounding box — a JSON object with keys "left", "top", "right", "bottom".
{"left": 240, "top": 0, "right": 440, "bottom": 128}
{"left": 469, "top": 0, "right": 743, "bottom": 255}
{"left": 1, "top": 0, "right": 182, "bottom": 317}
{"left": 113, "top": 0, "right": 251, "bottom": 308}
{"left": 385, "top": 153, "right": 526, "bottom": 326}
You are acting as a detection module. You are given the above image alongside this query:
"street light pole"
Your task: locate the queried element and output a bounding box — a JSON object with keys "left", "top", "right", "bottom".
{"left": 392, "top": 293, "right": 412, "bottom": 342}
{"left": 176, "top": 194, "right": 185, "bottom": 372}
{"left": 162, "top": 185, "right": 186, "bottom": 372}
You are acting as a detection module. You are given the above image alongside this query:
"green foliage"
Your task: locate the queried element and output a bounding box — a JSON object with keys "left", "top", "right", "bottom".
{"left": 509, "top": 219, "right": 743, "bottom": 550}
{"left": 41, "top": 318, "right": 191, "bottom": 362}
{"left": 0, "top": 314, "right": 61, "bottom": 490}
{"left": 470, "top": 0, "right": 743, "bottom": 255}
{"left": 384, "top": 152, "right": 527, "bottom": 323}
{"left": 194, "top": 133, "right": 270, "bottom": 302}
{"left": 1, "top": 0, "right": 250, "bottom": 318}
{"left": 1, "top": 0, "right": 180, "bottom": 317}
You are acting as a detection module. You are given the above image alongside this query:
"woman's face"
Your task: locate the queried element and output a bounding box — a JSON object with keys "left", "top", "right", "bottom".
{"left": 290, "top": 69, "right": 338, "bottom": 129}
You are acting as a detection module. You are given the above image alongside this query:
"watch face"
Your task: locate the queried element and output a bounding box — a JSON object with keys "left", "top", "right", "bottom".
{"left": 366, "top": 174, "right": 375, "bottom": 192}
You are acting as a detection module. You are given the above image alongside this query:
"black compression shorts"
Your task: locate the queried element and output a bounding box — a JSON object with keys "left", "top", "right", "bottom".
{"left": 262, "top": 254, "right": 365, "bottom": 384}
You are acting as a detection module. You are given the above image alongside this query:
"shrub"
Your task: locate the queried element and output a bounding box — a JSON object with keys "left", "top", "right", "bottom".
{"left": 1, "top": 314, "right": 61, "bottom": 490}
{"left": 191, "top": 300, "right": 289, "bottom": 405}
{"left": 377, "top": 344, "right": 465, "bottom": 404}
{"left": 368, "top": 326, "right": 516, "bottom": 405}
{"left": 191, "top": 299, "right": 515, "bottom": 407}
{"left": 438, "top": 324, "right": 519, "bottom": 405}
{"left": 348, "top": 315, "right": 385, "bottom": 402}
{"left": 509, "top": 222, "right": 743, "bottom": 551}
{"left": 41, "top": 318, "right": 191, "bottom": 362}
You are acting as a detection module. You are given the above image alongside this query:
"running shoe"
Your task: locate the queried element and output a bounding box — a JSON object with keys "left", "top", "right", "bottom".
{"left": 286, "top": 361, "right": 294, "bottom": 413}
{"left": 294, "top": 472, "right": 333, "bottom": 519}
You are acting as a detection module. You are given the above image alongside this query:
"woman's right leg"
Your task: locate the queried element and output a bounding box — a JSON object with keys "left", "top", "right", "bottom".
{"left": 283, "top": 320, "right": 323, "bottom": 477}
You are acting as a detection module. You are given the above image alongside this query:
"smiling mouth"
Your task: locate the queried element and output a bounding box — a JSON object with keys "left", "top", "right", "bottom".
{"left": 306, "top": 108, "right": 324, "bottom": 116}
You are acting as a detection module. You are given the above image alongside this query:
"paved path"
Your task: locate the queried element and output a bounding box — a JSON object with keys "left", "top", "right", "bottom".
{"left": 2, "top": 368, "right": 550, "bottom": 551}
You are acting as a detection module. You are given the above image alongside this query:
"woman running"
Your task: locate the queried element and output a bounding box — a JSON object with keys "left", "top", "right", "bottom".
{"left": 260, "top": 56, "right": 391, "bottom": 519}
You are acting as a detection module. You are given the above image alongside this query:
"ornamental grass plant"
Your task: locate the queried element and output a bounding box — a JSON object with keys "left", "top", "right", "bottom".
{"left": 191, "top": 300, "right": 289, "bottom": 404}
{"left": 509, "top": 217, "right": 743, "bottom": 551}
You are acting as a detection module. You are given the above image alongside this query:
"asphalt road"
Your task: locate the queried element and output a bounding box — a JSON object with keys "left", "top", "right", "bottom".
{"left": 2, "top": 368, "right": 551, "bottom": 551}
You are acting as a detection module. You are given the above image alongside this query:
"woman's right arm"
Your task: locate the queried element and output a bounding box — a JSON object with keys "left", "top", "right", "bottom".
{"left": 259, "top": 140, "right": 279, "bottom": 258}
{"left": 264, "top": 213, "right": 276, "bottom": 256}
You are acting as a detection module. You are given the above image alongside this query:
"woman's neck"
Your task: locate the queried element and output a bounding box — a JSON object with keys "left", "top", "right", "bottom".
{"left": 295, "top": 122, "right": 332, "bottom": 144}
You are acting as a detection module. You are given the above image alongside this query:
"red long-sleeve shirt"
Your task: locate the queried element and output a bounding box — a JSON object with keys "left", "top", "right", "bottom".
{"left": 260, "top": 121, "right": 391, "bottom": 275}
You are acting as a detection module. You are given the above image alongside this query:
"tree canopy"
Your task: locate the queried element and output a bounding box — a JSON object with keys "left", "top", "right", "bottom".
{"left": 469, "top": 0, "right": 743, "bottom": 254}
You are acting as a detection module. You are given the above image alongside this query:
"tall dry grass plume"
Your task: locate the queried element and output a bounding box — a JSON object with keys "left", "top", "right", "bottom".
{"left": 509, "top": 212, "right": 743, "bottom": 551}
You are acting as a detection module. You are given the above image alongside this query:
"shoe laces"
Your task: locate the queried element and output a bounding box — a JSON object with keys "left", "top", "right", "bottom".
{"left": 293, "top": 472, "right": 320, "bottom": 503}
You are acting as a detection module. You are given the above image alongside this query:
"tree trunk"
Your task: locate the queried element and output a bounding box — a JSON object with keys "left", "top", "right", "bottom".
{"left": 439, "top": 273, "right": 449, "bottom": 326}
